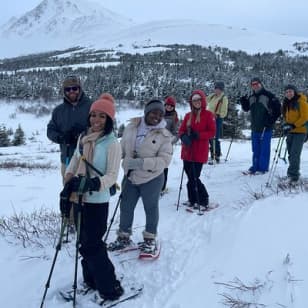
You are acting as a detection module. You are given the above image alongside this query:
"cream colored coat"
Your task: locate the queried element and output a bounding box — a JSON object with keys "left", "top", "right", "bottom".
{"left": 121, "top": 117, "right": 173, "bottom": 185}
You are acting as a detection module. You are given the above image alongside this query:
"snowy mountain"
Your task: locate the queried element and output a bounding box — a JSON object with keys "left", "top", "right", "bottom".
{"left": 0, "top": 0, "right": 308, "bottom": 59}
{"left": 1, "top": 0, "right": 133, "bottom": 39}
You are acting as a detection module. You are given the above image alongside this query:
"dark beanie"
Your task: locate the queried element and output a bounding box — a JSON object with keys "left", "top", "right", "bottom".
{"left": 214, "top": 81, "right": 225, "bottom": 91}
{"left": 62, "top": 75, "right": 81, "bottom": 89}
{"left": 284, "top": 84, "right": 298, "bottom": 93}
{"left": 251, "top": 77, "right": 262, "bottom": 84}
{"left": 144, "top": 99, "right": 165, "bottom": 116}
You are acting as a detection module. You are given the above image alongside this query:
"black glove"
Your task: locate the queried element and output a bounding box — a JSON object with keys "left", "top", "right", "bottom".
{"left": 57, "top": 130, "right": 75, "bottom": 145}
{"left": 282, "top": 123, "right": 295, "bottom": 135}
{"left": 190, "top": 130, "right": 199, "bottom": 140}
{"left": 69, "top": 176, "right": 101, "bottom": 193}
{"left": 180, "top": 134, "right": 192, "bottom": 146}
{"left": 59, "top": 182, "right": 73, "bottom": 217}
{"left": 239, "top": 95, "right": 248, "bottom": 104}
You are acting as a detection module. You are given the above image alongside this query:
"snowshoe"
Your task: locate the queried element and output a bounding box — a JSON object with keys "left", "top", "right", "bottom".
{"left": 138, "top": 239, "right": 161, "bottom": 260}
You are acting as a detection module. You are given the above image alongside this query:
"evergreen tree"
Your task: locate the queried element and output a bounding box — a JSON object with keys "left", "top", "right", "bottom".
{"left": 12, "top": 124, "right": 26, "bottom": 146}
{"left": 0, "top": 125, "right": 10, "bottom": 147}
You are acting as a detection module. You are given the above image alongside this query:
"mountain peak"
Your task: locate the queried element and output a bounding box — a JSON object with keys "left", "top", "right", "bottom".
{"left": 1, "top": 0, "right": 133, "bottom": 39}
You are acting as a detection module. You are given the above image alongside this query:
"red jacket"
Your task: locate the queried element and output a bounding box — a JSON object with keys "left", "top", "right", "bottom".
{"left": 179, "top": 89, "right": 216, "bottom": 163}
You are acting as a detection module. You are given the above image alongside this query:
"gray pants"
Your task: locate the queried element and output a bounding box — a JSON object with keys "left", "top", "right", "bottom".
{"left": 286, "top": 133, "right": 306, "bottom": 181}
{"left": 119, "top": 173, "right": 164, "bottom": 236}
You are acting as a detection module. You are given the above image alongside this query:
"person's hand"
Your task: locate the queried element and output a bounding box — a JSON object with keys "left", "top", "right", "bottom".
{"left": 190, "top": 130, "right": 199, "bottom": 140}
{"left": 127, "top": 158, "right": 144, "bottom": 170}
{"left": 180, "top": 134, "right": 192, "bottom": 146}
{"left": 69, "top": 176, "right": 101, "bottom": 193}
{"left": 282, "top": 123, "right": 295, "bottom": 135}
{"left": 59, "top": 182, "right": 73, "bottom": 217}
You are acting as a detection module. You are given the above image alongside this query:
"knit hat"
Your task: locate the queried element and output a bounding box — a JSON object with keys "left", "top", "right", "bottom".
{"left": 214, "top": 81, "right": 224, "bottom": 91}
{"left": 62, "top": 75, "right": 81, "bottom": 89}
{"left": 144, "top": 99, "right": 165, "bottom": 116}
{"left": 284, "top": 84, "right": 298, "bottom": 93}
{"left": 90, "top": 93, "right": 116, "bottom": 120}
{"left": 250, "top": 77, "right": 262, "bottom": 84}
{"left": 164, "top": 96, "right": 176, "bottom": 107}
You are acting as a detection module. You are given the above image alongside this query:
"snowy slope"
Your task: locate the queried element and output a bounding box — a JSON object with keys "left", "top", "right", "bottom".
{"left": 1, "top": 0, "right": 308, "bottom": 58}
{"left": 0, "top": 100, "right": 308, "bottom": 307}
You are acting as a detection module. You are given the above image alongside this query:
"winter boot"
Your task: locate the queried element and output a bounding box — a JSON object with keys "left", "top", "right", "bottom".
{"left": 107, "top": 236, "right": 133, "bottom": 251}
{"left": 98, "top": 280, "right": 124, "bottom": 301}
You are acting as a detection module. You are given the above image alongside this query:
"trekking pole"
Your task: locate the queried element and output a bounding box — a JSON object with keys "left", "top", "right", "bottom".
{"left": 176, "top": 166, "right": 185, "bottom": 211}
{"left": 72, "top": 176, "right": 86, "bottom": 307}
{"left": 260, "top": 127, "right": 266, "bottom": 141}
{"left": 266, "top": 134, "right": 285, "bottom": 187}
{"left": 279, "top": 145, "right": 288, "bottom": 164}
{"left": 103, "top": 172, "right": 132, "bottom": 243}
{"left": 40, "top": 215, "right": 68, "bottom": 308}
{"left": 224, "top": 136, "right": 233, "bottom": 162}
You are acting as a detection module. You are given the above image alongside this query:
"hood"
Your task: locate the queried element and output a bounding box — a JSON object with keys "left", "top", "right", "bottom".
{"left": 189, "top": 89, "right": 207, "bottom": 110}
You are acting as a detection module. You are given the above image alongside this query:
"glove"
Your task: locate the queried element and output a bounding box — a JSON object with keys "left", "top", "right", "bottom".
{"left": 180, "top": 134, "right": 192, "bottom": 146}
{"left": 282, "top": 123, "right": 295, "bottom": 135}
{"left": 239, "top": 95, "right": 248, "bottom": 104}
{"left": 190, "top": 130, "right": 199, "bottom": 140}
{"left": 69, "top": 176, "right": 101, "bottom": 193}
{"left": 59, "top": 182, "right": 73, "bottom": 217}
{"left": 127, "top": 158, "right": 144, "bottom": 170}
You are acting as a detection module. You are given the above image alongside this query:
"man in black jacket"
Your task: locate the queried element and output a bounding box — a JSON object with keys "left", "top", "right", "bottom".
{"left": 47, "top": 75, "right": 92, "bottom": 228}
{"left": 240, "top": 77, "right": 281, "bottom": 174}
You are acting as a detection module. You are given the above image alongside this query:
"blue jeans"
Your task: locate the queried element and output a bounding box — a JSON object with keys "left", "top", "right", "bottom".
{"left": 250, "top": 130, "right": 272, "bottom": 173}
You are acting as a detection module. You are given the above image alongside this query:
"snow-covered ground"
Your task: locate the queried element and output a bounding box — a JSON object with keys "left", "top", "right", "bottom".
{"left": 0, "top": 100, "right": 307, "bottom": 308}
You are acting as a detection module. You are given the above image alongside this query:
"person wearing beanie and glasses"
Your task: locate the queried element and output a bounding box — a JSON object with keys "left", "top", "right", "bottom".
{"left": 281, "top": 84, "right": 308, "bottom": 184}
{"left": 161, "top": 96, "right": 179, "bottom": 195}
{"left": 60, "top": 93, "right": 124, "bottom": 301}
{"left": 240, "top": 77, "right": 281, "bottom": 175}
{"left": 47, "top": 75, "right": 92, "bottom": 231}
{"left": 207, "top": 81, "right": 229, "bottom": 164}
{"left": 108, "top": 99, "right": 172, "bottom": 256}
{"left": 178, "top": 90, "right": 216, "bottom": 209}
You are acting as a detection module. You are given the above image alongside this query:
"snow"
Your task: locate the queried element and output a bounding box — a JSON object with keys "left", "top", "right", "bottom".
{"left": 0, "top": 100, "right": 308, "bottom": 307}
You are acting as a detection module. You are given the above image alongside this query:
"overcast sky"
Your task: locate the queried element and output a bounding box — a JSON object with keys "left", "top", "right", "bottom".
{"left": 1, "top": 0, "right": 308, "bottom": 37}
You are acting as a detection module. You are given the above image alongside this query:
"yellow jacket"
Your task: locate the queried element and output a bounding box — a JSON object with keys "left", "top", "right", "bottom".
{"left": 207, "top": 93, "right": 229, "bottom": 118}
{"left": 283, "top": 93, "right": 308, "bottom": 134}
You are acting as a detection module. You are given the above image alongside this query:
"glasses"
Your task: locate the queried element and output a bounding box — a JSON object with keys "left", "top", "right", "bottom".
{"left": 251, "top": 82, "right": 259, "bottom": 87}
{"left": 64, "top": 86, "right": 79, "bottom": 92}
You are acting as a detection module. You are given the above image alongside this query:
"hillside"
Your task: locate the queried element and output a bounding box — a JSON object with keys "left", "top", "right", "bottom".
{"left": 1, "top": 0, "right": 308, "bottom": 59}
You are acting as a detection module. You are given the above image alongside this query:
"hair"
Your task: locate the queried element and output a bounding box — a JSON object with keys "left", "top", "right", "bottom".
{"left": 104, "top": 116, "right": 114, "bottom": 135}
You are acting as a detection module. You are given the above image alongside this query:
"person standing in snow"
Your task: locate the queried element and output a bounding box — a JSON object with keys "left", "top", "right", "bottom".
{"left": 161, "top": 96, "right": 180, "bottom": 194}
{"left": 207, "top": 81, "right": 229, "bottom": 164}
{"left": 47, "top": 75, "right": 92, "bottom": 229}
{"left": 281, "top": 84, "right": 308, "bottom": 184}
{"left": 178, "top": 89, "right": 216, "bottom": 209}
{"left": 108, "top": 99, "right": 172, "bottom": 254}
{"left": 240, "top": 77, "right": 281, "bottom": 174}
{"left": 61, "top": 93, "right": 124, "bottom": 301}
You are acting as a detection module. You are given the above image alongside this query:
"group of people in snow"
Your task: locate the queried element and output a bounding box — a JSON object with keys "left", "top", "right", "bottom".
{"left": 46, "top": 75, "right": 308, "bottom": 302}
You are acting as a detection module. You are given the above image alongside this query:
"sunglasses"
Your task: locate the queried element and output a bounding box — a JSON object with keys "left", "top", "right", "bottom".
{"left": 64, "top": 86, "right": 79, "bottom": 92}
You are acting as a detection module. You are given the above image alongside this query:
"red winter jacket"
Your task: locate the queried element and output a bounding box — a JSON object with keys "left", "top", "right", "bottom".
{"left": 179, "top": 89, "right": 216, "bottom": 163}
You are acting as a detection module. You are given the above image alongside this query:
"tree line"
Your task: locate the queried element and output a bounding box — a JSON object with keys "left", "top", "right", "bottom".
{"left": 1, "top": 43, "right": 307, "bottom": 139}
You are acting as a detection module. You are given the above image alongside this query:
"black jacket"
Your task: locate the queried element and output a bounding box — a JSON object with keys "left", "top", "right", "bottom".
{"left": 240, "top": 88, "right": 281, "bottom": 132}
{"left": 47, "top": 92, "right": 92, "bottom": 164}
